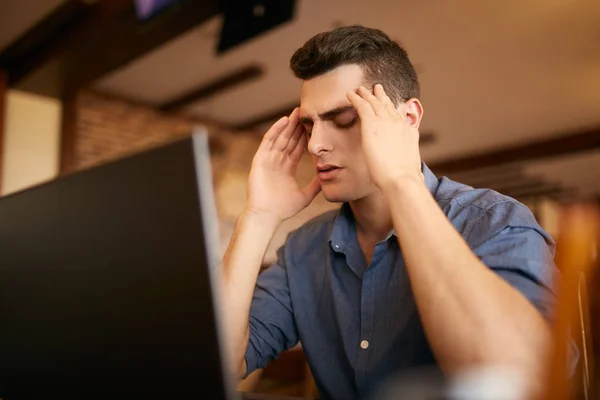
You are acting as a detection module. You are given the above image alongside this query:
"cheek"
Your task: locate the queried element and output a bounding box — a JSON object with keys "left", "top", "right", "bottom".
{"left": 339, "top": 125, "right": 363, "bottom": 152}
{"left": 344, "top": 132, "right": 373, "bottom": 180}
{"left": 346, "top": 128, "right": 366, "bottom": 161}
{"left": 343, "top": 150, "right": 371, "bottom": 179}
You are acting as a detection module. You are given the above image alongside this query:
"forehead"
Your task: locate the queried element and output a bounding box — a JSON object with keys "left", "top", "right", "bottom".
{"left": 299, "top": 64, "right": 365, "bottom": 116}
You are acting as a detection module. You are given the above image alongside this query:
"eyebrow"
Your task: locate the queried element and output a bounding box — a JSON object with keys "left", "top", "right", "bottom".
{"left": 299, "top": 105, "right": 356, "bottom": 124}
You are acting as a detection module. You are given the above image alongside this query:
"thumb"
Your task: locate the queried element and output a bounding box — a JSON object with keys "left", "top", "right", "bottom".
{"left": 301, "top": 176, "right": 321, "bottom": 204}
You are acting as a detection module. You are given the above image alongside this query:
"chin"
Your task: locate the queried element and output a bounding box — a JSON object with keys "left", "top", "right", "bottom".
{"left": 322, "top": 193, "right": 347, "bottom": 203}
{"left": 321, "top": 180, "right": 375, "bottom": 203}
{"left": 321, "top": 187, "right": 357, "bottom": 203}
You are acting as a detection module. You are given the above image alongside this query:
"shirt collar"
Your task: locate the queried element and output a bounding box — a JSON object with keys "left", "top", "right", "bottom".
{"left": 422, "top": 161, "right": 440, "bottom": 197}
{"left": 329, "top": 203, "right": 354, "bottom": 253}
{"left": 329, "top": 161, "right": 440, "bottom": 251}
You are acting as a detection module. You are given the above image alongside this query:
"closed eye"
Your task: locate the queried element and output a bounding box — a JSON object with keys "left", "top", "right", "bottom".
{"left": 335, "top": 118, "right": 358, "bottom": 129}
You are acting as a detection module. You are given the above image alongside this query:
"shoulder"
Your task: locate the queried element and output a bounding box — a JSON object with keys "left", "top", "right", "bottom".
{"left": 435, "top": 176, "right": 526, "bottom": 214}
{"left": 434, "top": 176, "right": 543, "bottom": 240}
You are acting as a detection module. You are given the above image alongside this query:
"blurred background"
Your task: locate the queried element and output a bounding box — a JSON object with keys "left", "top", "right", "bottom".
{"left": 0, "top": 0, "right": 599, "bottom": 398}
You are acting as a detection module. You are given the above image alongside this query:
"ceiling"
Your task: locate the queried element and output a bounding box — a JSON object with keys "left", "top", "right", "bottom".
{"left": 1, "top": 0, "right": 600, "bottom": 201}
{"left": 0, "top": 0, "right": 68, "bottom": 54}
{"left": 94, "top": 0, "right": 600, "bottom": 163}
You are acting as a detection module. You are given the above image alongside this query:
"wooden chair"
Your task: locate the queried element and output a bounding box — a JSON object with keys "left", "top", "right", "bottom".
{"left": 574, "top": 269, "right": 596, "bottom": 400}
{"left": 542, "top": 204, "right": 599, "bottom": 400}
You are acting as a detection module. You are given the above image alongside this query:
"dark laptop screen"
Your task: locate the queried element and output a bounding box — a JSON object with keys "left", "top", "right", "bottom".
{"left": 0, "top": 133, "right": 232, "bottom": 397}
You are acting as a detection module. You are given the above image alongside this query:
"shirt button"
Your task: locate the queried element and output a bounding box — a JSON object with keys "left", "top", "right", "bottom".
{"left": 360, "top": 340, "right": 369, "bottom": 350}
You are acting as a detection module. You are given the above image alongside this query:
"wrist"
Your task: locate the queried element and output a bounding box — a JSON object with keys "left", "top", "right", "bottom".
{"left": 381, "top": 173, "right": 426, "bottom": 200}
{"left": 241, "top": 208, "right": 282, "bottom": 232}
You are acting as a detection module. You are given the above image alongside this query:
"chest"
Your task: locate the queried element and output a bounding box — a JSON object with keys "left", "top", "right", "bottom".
{"left": 287, "top": 245, "right": 435, "bottom": 397}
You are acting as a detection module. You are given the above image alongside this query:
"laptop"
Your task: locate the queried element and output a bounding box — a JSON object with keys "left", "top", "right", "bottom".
{"left": 0, "top": 129, "right": 238, "bottom": 397}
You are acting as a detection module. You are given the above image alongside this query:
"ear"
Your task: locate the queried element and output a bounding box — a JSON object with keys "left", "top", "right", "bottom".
{"left": 396, "top": 98, "right": 424, "bottom": 129}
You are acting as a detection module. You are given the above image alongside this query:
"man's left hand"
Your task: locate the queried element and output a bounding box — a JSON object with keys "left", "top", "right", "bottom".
{"left": 347, "top": 84, "right": 423, "bottom": 191}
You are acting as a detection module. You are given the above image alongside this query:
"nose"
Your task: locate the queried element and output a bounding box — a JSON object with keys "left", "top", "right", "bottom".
{"left": 307, "top": 123, "right": 333, "bottom": 156}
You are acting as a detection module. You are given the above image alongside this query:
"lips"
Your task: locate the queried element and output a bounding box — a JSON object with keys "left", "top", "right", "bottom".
{"left": 317, "top": 164, "right": 338, "bottom": 172}
{"left": 317, "top": 164, "right": 342, "bottom": 181}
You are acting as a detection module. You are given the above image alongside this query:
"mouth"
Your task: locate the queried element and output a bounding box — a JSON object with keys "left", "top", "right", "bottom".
{"left": 317, "top": 165, "right": 342, "bottom": 181}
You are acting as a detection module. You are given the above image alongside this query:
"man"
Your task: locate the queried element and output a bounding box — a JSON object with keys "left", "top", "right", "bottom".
{"left": 221, "top": 25, "right": 559, "bottom": 399}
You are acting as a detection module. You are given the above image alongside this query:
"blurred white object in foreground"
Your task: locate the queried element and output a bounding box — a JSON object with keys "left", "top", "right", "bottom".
{"left": 447, "top": 366, "right": 529, "bottom": 400}
{"left": 370, "top": 365, "right": 529, "bottom": 400}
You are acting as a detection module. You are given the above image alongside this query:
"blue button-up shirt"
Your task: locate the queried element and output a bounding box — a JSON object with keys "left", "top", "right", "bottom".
{"left": 245, "top": 163, "right": 558, "bottom": 400}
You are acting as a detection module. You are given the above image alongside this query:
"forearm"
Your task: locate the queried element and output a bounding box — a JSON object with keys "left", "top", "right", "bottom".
{"left": 220, "top": 211, "right": 279, "bottom": 376}
{"left": 385, "top": 178, "right": 551, "bottom": 377}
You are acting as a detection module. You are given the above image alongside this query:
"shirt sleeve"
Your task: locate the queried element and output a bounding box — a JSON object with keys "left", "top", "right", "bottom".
{"left": 466, "top": 201, "right": 579, "bottom": 373}
{"left": 466, "top": 202, "right": 558, "bottom": 320}
{"left": 244, "top": 245, "right": 299, "bottom": 377}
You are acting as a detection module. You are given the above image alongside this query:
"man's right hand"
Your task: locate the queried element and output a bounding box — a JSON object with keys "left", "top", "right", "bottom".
{"left": 245, "top": 108, "right": 321, "bottom": 227}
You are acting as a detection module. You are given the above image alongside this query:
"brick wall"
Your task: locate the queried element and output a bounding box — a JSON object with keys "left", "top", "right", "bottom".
{"left": 73, "top": 90, "right": 337, "bottom": 262}
{"left": 75, "top": 91, "right": 203, "bottom": 171}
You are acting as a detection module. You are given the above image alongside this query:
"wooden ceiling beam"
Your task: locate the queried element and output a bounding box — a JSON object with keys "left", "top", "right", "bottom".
{"left": 493, "top": 180, "right": 555, "bottom": 196}
{"left": 1, "top": 0, "right": 221, "bottom": 99}
{"left": 447, "top": 165, "right": 524, "bottom": 187}
{"left": 504, "top": 184, "right": 566, "bottom": 200}
{"left": 0, "top": 0, "right": 96, "bottom": 86}
{"left": 430, "top": 126, "right": 600, "bottom": 174}
{"left": 159, "top": 65, "right": 264, "bottom": 112}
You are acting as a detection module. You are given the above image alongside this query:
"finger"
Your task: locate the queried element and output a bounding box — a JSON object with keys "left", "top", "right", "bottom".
{"left": 347, "top": 90, "right": 375, "bottom": 120}
{"left": 357, "top": 85, "right": 387, "bottom": 116}
{"left": 261, "top": 116, "right": 290, "bottom": 148}
{"left": 373, "top": 84, "right": 397, "bottom": 116}
{"left": 288, "top": 127, "right": 307, "bottom": 163}
{"left": 272, "top": 108, "right": 299, "bottom": 151}
{"left": 284, "top": 122, "right": 305, "bottom": 154}
{"left": 301, "top": 176, "right": 321, "bottom": 203}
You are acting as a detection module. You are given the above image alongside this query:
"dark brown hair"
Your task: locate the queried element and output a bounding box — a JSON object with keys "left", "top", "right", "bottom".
{"left": 290, "top": 25, "right": 420, "bottom": 104}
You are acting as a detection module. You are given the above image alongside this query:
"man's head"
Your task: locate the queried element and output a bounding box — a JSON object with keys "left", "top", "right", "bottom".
{"left": 290, "top": 25, "right": 422, "bottom": 203}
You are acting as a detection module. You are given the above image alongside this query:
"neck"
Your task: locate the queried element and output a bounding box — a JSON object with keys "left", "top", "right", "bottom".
{"left": 349, "top": 190, "right": 394, "bottom": 242}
